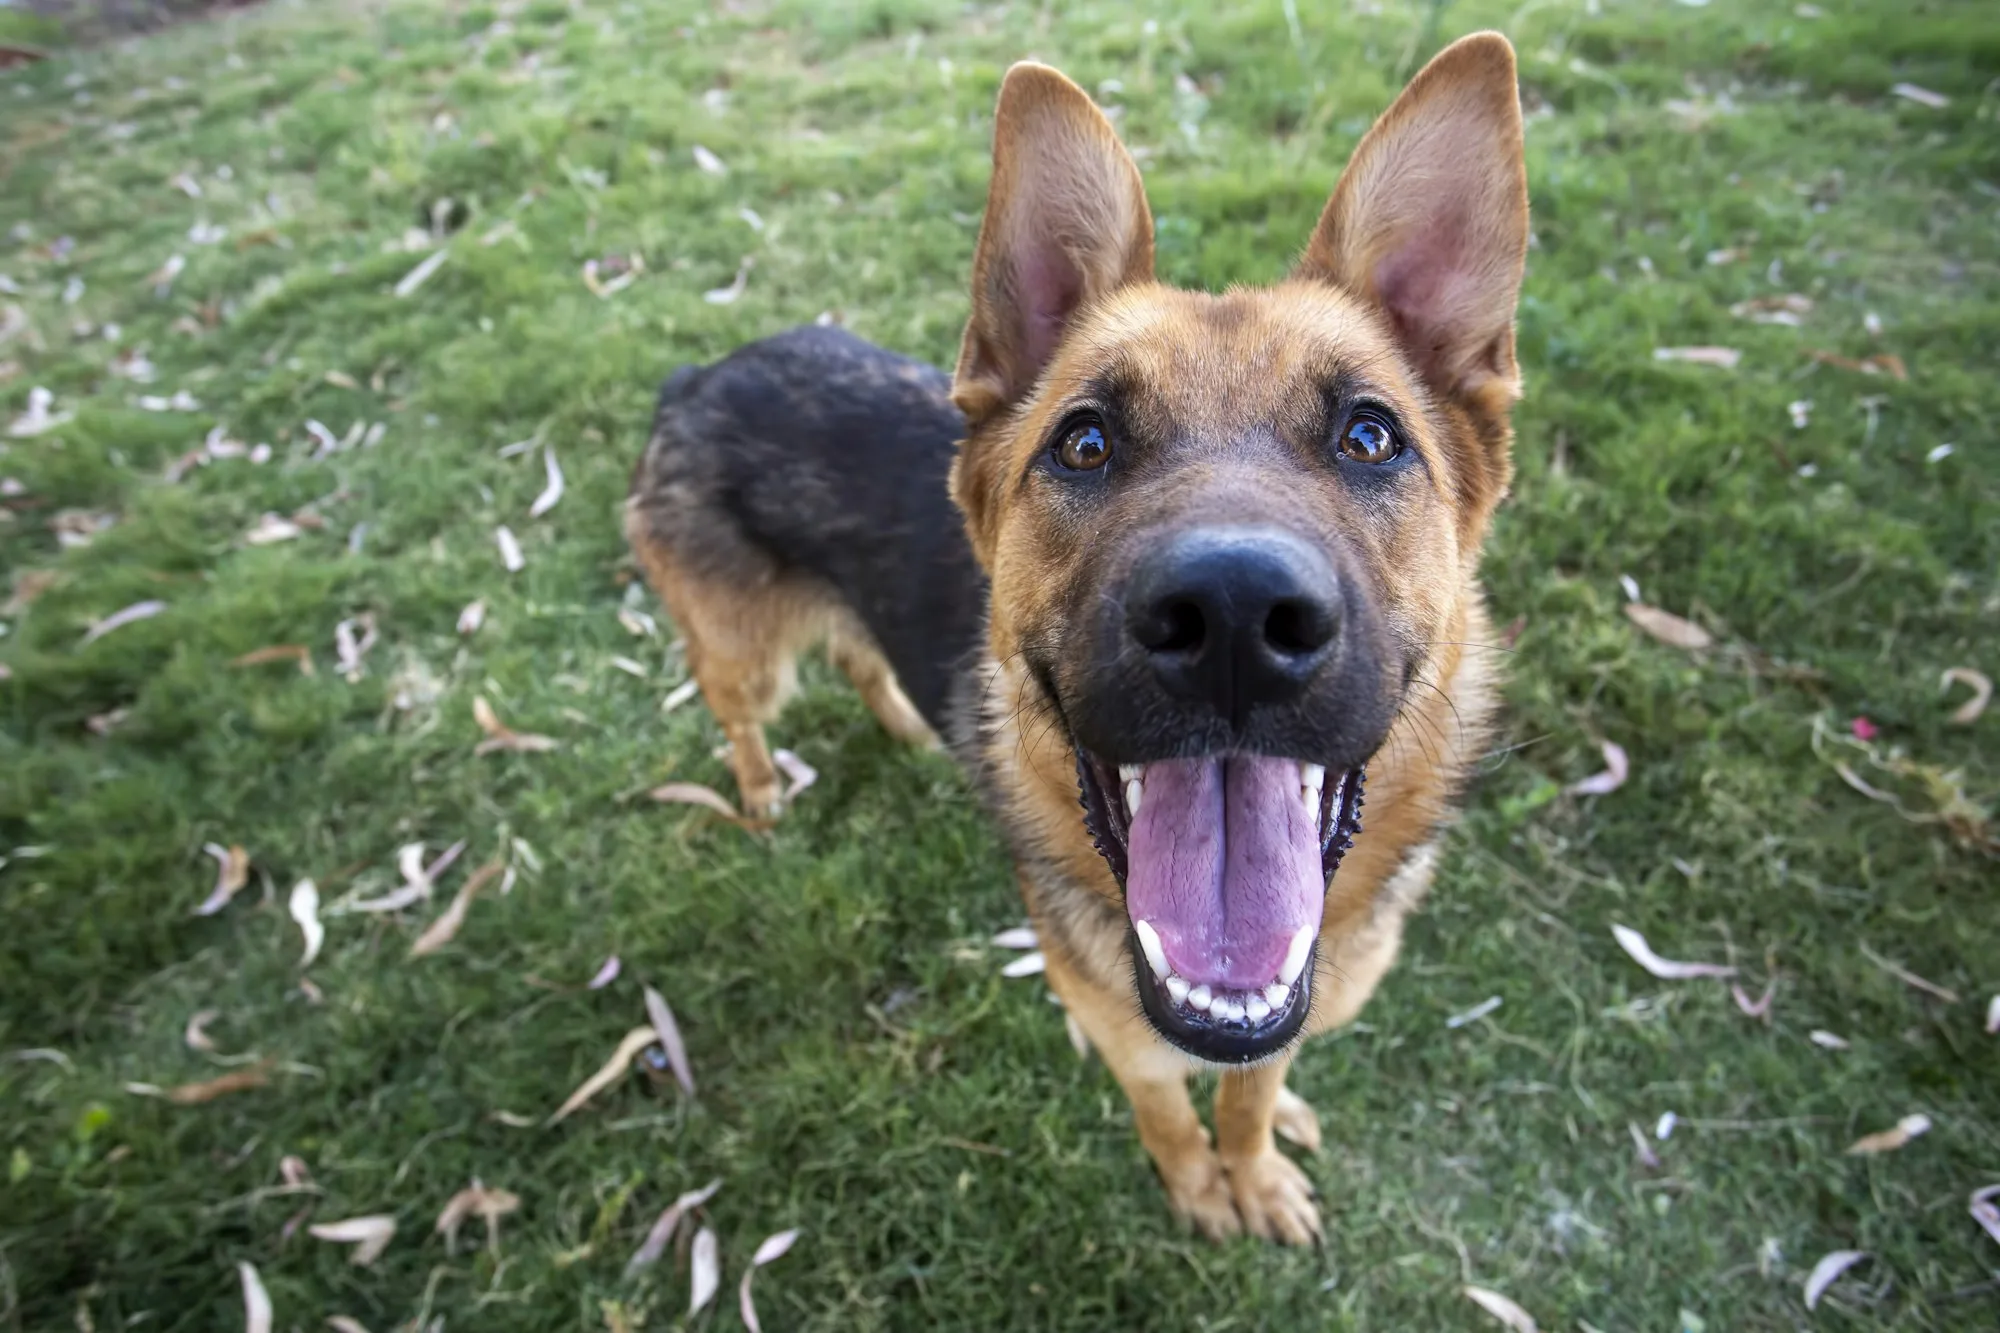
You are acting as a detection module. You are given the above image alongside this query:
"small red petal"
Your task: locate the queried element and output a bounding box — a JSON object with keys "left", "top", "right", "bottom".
{"left": 1850, "top": 716, "right": 1878, "bottom": 741}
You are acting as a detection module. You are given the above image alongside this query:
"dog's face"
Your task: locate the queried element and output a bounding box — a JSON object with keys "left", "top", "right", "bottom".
{"left": 951, "top": 38, "right": 1528, "bottom": 1063}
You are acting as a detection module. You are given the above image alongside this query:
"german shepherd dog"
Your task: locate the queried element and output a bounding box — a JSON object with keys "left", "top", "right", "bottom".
{"left": 627, "top": 33, "right": 1529, "bottom": 1243}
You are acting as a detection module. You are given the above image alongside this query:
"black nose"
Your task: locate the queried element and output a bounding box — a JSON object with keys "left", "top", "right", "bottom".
{"left": 1124, "top": 528, "right": 1342, "bottom": 723}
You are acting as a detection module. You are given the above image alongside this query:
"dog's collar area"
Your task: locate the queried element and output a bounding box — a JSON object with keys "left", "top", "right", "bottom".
{"left": 1075, "top": 749, "right": 1366, "bottom": 1063}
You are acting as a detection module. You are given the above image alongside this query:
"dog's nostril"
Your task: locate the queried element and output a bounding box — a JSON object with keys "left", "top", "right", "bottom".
{"left": 1140, "top": 598, "right": 1207, "bottom": 654}
{"left": 1264, "top": 598, "right": 1334, "bottom": 657}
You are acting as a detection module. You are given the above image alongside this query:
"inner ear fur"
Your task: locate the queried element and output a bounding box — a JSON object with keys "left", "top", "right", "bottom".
{"left": 1296, "top": 32, "right": 1529, "bottom": 406}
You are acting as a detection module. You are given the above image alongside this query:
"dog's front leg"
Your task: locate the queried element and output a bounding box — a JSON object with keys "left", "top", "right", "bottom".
{"left": 1039, "top": 941, "right": 1242, "bottom": 1239}
{"left": 1214, "top": 1058, "right": 1323, "bottom": 1245}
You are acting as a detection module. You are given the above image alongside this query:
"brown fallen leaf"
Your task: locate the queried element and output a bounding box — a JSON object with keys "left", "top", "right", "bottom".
{"left": 1846, "top": 1112, "right": 1932, "bottom": 1156}
{"left": 1729, "top": 293, "right": 1814, "bottom": 325}
{"left": 435, "top": 1179, "right": 522, "bottom": 1254}
{"left": 643, "top": 984, "right": 695, "bottom": 1097}
{"left": 1652, "top": 345, "right": 1741, "bottom": 370}
{"left": 473, "top": 696, "right": 560, "bottom": 755}
{"left": 738, "top": 1229, "right": 802, "bottom": 1333}
{"left": 647, "top": 781, "right": 760, "bottom": 829}
{"left": 85, "top": 706, "right": 131, "bottom": 736}
{"left": 625, "top": 1179, "right": 722, "bottom": 1275}
{"left": 1564, "top": 740, "right": 1629, "bottom": 797}
{"left": 3, "top": 568, "right": 59, "bottom": 615}
{"left": 1940, "top": 667, "right": 1990, "bottom": 725}
{"left": 1623, "top": 603, "right": 1713, "bottom": 651}
{"left": 408, "top": 857, "right": 504, "bottom": 958}
{"left": 1463, "top": 1285, "right": 1539, "bottom": 1332}
{"left": 245, "top": 513, "right": 303, "bottom": 546}
{"left": 1805, "top": 1250, "right": 1870, "bottom": 1309}
{"left": 164, "top": 1058, "right": 275, "bottom": 1104}
{"left": 1808, "top": 348, "right": 1908, "bottom": 381}
{"left": 195, "top": 843, "right": 250, "bottom": 915}
{"left": 1611, "top": 924, "right": 1735, "bottom": 980}
{"left": 280, "top": 1155, "right": 312, "bottom": 1187}
{"left": 689, "top": 1226, "right": 720, "bottom": 1314}
{"left": 546, "top": 1025, "right": 658, "bottom": 1124}
{"left": 239, "top": 1262, "right": 272, "bottom": 1333}
{"left": 229, "top": 644, "right": 316, "bottom": 676}
{"left": 308, "top": 1215, "right": 397, "bottom": 1266}
{"left": 184, "top": 1008, "right": 222, "bottom": 1052}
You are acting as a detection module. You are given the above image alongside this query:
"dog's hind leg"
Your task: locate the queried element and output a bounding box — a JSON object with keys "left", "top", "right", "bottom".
{"left": 828, "top": 620, "right": 936, "bottom": 748}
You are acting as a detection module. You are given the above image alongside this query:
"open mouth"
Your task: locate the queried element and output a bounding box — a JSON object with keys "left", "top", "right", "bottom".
{"left": 1079, "top": 751, "right": 1364, "bottom": 1063}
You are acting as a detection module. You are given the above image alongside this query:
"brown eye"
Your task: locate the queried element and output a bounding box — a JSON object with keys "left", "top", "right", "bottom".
{"left": 1338, "top": 411, "right": 1400, "bottom": 464}
{"left": 1055, "top": 417, "right": 1112, "bottom": 472}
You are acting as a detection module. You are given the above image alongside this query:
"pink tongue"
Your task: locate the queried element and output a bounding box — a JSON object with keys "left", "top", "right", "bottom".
{"left": 1124, "top": 756, "right": 1324, "bottom": 990}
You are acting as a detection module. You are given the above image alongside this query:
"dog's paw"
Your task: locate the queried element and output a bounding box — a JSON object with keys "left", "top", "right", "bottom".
{"left": 739, "top": 782, "right": 785, "bottom": 822}
{"left": 1161, "top": 1154, "right": 1241, "bottom": 1241}
{"left": 1223, "top": 1149, "right": 1321, "bottom": 1246}
{"left": 1272, "top": 1085, "right": 1323, "bottom": 1153}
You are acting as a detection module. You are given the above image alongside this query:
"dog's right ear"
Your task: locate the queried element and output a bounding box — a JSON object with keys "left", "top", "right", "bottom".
{"left": 952, "top": 62, "right": 1155, "bottom": 428}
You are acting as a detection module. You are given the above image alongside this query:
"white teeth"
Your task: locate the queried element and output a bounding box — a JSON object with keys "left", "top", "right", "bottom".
{"left": 1302, "top": 785, "right": 1319, "bottom": 818}
{"left": 1278, "top": 925, "right": 1315, "bottom": 986}
{"left": 1133, "top": 919, "right": 1169, "bottom": 980}
{"left": 1301, "top": 762, "right": 1326, "bottom": 790}
{"left": 1165, "top": 975, "right": 1190, "bottom": 1005}
{"left": 1186, "top": 984, "right": 1213, "bottom": 1012}
{"left": 1263, "top": 983, "right": 1291, "bottom": 1009}
{"left": 1215, "top": 997, "right": 1245, "bottom": 1023}
{"left": 1119, "top": 763, "right": 1143, "bottom": 784}
{"left": 1245, "top": 995, "right": 1271, "bottom": 1023}
{"left": 1124, "top": 779, "right": 1143, "bottom": 817}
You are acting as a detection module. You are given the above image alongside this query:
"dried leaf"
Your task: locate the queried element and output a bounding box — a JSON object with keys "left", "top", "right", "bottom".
{"left": 1890, "top": 82, "right": 1948, "bottom": 108}
{"left": 1810, "top": 1029, "right": 1850, "bottom": 1050}
{"left": 85, "top": 706, "right": 131, "bottom": 737}
{"left": 990, "top": 927, "right": 1038, "bottom": 950}
{"left": 1463, "top": 1285, "right": 1539, "bottom": 1332}
{"left": 8, "top": 386, "right": 72, "bottom": 437}
{"left": 4, "top": 568, "right": 61, "bottom": 615}
{"left": 660, "top": 678, "right": 701, "bottom": 713}
{"left": 326, "top": 1319, "right": 372, "bottom": 1333}
{"left": 245, "top": 513, "right": 303, "bottom": 545}
{"left": 80, "top": 599, "right": 167, "bottom": 646}
{"left": 164, "top": 1059, "right": 274, "bottom": 1104}
{"left": 393, "top": 247, "right": 449, "bottom": 298}
{"left": 617, "top": 607, "right": 657, "bottom": 638}
{"left": 1940, "top": 667, "right": 1990, "bottom": 725}
{"left": 704, "top": 256, "right": 753, "bottom": 304}
{"left": 1731, "top": 980, "right": 1776, "bottom": 1022}
{"left": 692, "top": 145, "right": 727, "bottom": 175}
{"left": 1804, "top": 1250, "right": 1869, "bottom": 1309}
{"left": 1628, "top": 1121, "right": 1661, "bottom": 1168}
{"left": 739, "top": 1229, "right": 801, "bottom": 1333}
{"left": 648, "top": 781, "right": 755, "bottom": 827}
{"left": 1611, "top": 924, "right": 1735, "bottom": 980}
{"left": 643, "top": 984, "right": 695, "bottom": 1097}
{"left": 1729, "top": 293, "right": 1813, "bottom": 325}
{"left": 290, "top": 879, "right": 324, "bottom": 967}
{"left": 1565, "top": 740, "right": 1629, "bottom": 797}
{"left": 409, "top": 858, "right": 504, "bottom": 957}
{"left": 195, "top": 843, "right": 250, "bottom": 915}
{"left": 185, "top": 1008, "right": 222, "bottom": 1052}
{"left": 625, "top": 1179, "right": 721, "bottom": 1276}
{"left": 281, "top": 1155, "right": 312, "bottom": 1187}
{"left": 435, "top": 1179, "right": 521, "bottom": 1253}
{"left": 1970, "top": 1185, "right": 2000, "bottom": 1247}
{"left": 689, "top": 1226, "right": 720, "bottom": 1314}
{"left": 1858, "top": 941, "right": 1960, "bottom": 1004}
{"left": 772, "top": 748, "right": 818, "bottom": 802}
{"left": 239, "top": 1262, "right": 272, "bottom": 1333}
{"left": 1986, "top": 995, "right": 1999, "bottom": 1035}
{"left": 1002, "top": 951, "right": 1047, "bottom": 978}
{"left": 457, "top": 599, "right": 486, "bottom": 635}
{"left": 496, "top": 524, "right": 525, "bottom": 572}
{"left": 1623, "top": 603, "right": 1713, "bottom": 651}
{"left": 1846, "top": 1112, "right": 1932, "bottom": 1156}
{"left": 589, "top": 956, "right": 621, "bottom": 989}
{"left": 1652, "top": 345, "right": 1741, "bottom": 370}
{"left": 529, "top": 447, "right": 564, "bottom": 518}
{"left": 1808, "top": 348, "right": 1908, "bottom": 381}
{"left": 309, "top": 1215, "right": 397, "bottom": 1266}
{"left": 1445, "top": 995, "right": 1504, "bottom": 1029}
{"left": 473, "top": 696, "right": 560, "bottom": 754}
{"left": 546, "top": 1025, "right": 657, "bottom": 1124}
{"left": 333, "top": 613, "right": 377, "bottom": 681}
{"left": 229, "top": 644, "right": 315, "bottom": 675}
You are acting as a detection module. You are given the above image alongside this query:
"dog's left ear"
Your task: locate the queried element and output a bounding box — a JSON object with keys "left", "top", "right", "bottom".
{"left": 1297, "top": 32, "right": 1528, "bottom": 406}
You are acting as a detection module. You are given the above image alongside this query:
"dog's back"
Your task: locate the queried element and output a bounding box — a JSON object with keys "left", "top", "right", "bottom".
{"left": 625, "top": 325, "right": 984, "bottom": 815}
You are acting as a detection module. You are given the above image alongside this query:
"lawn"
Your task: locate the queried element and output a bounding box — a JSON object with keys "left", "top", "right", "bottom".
{"left": 2, "top": 0, "right": 1997, "bottom": 1328}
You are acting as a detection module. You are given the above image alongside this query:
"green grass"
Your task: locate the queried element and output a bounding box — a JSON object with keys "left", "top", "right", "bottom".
{"left": 2, "top": 0, "right": 1997, "bottom": 1327}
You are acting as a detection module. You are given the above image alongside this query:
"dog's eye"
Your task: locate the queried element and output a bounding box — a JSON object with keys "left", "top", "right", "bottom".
{"left": 1337, "top": 412, "right": 1400, "bottom": 464}
{"left": 1054, "top": 417, "right": 1112, "bottom": 472}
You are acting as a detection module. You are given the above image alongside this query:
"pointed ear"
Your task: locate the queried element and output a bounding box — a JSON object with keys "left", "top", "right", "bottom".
{"left": 1296, "top": 32, "right": 1528, "bottom": 402}
{"left": 952, "top": 63, "right": 1155, "bottom": 426}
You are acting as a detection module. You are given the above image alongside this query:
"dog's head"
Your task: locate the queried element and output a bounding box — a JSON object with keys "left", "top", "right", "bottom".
{"left": 950, "top": 35, "right": 1528, "bottom": 1062}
